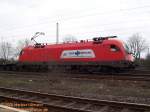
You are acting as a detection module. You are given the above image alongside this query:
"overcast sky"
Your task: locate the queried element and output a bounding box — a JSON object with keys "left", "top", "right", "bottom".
{"left": 0, "top": 0, "right": 150, "bottom": 51}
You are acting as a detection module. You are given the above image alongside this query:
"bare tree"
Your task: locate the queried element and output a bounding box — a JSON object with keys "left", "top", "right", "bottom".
{"left": 0, "top": 40, "right": 13, "bottom": 62}
{"left": 144, "top": 49, "right": 150, "bottom": 68}
{"left": 62, "top": 35, "right": 77, "bottom": 43}
{"left": 127, "top": 33, "right": 148, "bottom": 59}
{"left": 15, "top": 38, "right": 32, "bottom": 58}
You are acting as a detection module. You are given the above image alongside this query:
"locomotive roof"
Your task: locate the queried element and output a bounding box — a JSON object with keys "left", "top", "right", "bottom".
{"left": 24, "top": 38, "right": 123, "bottom": 50}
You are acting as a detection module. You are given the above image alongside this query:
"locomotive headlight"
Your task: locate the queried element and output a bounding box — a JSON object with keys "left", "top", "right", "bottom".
{"left": 126, "top": 54, "right": 135, "bottom": 62}
{"left": 130, "top": 55, "right": 135, "bottom": 62}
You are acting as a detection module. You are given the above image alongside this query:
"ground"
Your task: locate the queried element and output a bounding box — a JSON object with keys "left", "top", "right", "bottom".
{"left": 0, "top": 72, "right": 150, "bottom": 104}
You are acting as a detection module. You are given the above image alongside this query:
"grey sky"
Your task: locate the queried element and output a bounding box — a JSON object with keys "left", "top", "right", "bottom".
{"left": 0, "top": 0, "right": 150, "bottom": 49}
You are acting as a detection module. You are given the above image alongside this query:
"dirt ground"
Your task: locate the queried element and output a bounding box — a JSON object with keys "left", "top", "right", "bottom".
{"left": 0, "top": 72, "right": 150, "bottom": 104}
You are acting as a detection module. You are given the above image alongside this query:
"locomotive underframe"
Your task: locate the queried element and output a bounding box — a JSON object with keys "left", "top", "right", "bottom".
{"left": 0, "top": 60, "right": 134, "bottom": 73}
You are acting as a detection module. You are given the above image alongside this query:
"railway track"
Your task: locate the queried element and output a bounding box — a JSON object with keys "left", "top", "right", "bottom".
{"left": 0, "top": 87, "right": 150, "bottom": 112}
{"left": 0, "top": 70, "right": 150, "bottom": 81}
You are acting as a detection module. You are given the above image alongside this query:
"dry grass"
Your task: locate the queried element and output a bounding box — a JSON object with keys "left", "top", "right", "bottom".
{"left": 0, "top": 74, "right": 150, "bottom": 104}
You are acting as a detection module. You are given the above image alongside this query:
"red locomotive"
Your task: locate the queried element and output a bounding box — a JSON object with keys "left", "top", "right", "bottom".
{"left": 18, "top": 36, "right": 135, "bottom": 72}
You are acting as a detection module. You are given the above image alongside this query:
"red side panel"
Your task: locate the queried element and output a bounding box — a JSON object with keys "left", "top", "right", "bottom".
{"left": 19, "top": 39, "right": 132, "bottom": 63}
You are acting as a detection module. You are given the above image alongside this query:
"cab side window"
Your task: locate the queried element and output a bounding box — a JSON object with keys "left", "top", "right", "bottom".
{"left": 110, "top": 45, "right": 120, "bottom": 52}
{"left": 19, "top": 50, "right": 24, "bottom": 55}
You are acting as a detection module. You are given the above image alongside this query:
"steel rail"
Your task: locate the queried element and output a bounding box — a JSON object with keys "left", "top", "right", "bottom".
{"left": 0, "top": 70, "right": 150, "bottom": 82}
{"left": 0, "top": 87, "right": 150, "bottom": 112}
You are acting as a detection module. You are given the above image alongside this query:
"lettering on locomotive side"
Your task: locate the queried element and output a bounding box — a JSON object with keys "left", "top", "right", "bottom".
{"left": 60, "top": 49, "right": 95, "bottom": 58}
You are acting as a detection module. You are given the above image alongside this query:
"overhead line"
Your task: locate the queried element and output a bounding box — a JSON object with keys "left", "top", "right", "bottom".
{"left": 0, "top": 5, "right": 150, "bottom": 31}
{"left": 1, "top": 17, "right": 150, "bottom": 36}
{"left": 3, "top": 24, "right": 150, "bottom": 40}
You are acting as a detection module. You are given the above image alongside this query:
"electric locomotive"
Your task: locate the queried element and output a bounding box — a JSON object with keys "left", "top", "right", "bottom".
{"left": 17, "top": 36, "right": 135, "bottom": 72}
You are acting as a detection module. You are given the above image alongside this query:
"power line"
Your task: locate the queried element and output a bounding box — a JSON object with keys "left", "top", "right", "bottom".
{"left": 0, "top": 5, "right": 150, "bottom": 40}
{"left": 0, "top": 4, "right": 150, "bottom": 32}
{"left": 61, "top": 24, "right": 150, "bottom": 38}
{"left": 1, "top": 16, "right": 150, "bottom": 37}
{"left": 3, "top": 23, "right": 150, "bottom": 41}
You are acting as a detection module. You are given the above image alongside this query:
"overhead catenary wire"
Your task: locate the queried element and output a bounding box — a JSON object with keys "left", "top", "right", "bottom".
{"left": 0, "top": 4, "right": 150, "bottom": 43}
{"left": 3, "top": 23, "right": 150, "bottom": 41}
{"left": 0, "top": 14, "right": 149, "bottom": 36}
{"left": 0, "top": 4, "right": 150, "bottom": 32}
{"left": 0, "top": 10, "right": 150, "bottom": 38}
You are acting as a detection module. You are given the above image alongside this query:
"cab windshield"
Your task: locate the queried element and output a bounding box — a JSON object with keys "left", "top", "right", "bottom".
{"left": 123, "top": 43, "right": 130, "bottom": 54}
